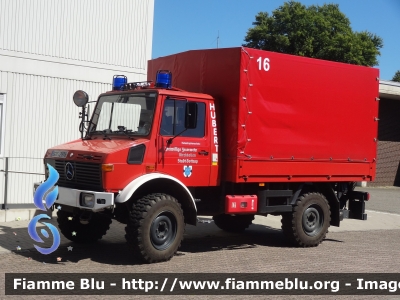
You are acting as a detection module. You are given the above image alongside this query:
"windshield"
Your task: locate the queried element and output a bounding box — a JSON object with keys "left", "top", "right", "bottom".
{"left": 88, "top": 92, "right": 156, "bottom": 136}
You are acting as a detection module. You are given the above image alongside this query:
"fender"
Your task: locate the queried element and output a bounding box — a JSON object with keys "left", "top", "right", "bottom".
{"left": 115, "top": 172, "right": 196, "bottom": 211}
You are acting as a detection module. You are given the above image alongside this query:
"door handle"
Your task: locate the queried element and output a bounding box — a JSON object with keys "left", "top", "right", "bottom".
{"left": 198, "top": 150, "right": 209, "bottom": 156}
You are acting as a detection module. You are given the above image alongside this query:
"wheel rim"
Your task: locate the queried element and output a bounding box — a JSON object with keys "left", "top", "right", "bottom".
{"left": 302, "top": 205, "right": 324, "bottom": 236}
{"left": 150, "top": 211, "right": 177, "bottom": 250}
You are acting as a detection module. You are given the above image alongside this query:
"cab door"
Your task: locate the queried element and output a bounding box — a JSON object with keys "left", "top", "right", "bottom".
{"left": 156, "top": 98, "right": 211, "bottom": 186}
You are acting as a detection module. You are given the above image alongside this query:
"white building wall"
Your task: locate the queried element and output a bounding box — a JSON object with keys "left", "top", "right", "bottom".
{"left": 0, "top": 0, "right": 154, "bottom": 210}
{"left": 0, "top": 0, "right": 153, "bottom": 72}
{"left": 0, "top": 71, "right": 111, "bottom": 207}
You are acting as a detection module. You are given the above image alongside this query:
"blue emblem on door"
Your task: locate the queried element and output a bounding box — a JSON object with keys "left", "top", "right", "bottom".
{"left": 183, "top": 165, "right": 192, "bottom": 177}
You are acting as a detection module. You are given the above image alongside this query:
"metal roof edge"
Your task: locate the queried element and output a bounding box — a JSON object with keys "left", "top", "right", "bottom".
{"left": 379, "top": 80, "right": 400, "bottom": 100}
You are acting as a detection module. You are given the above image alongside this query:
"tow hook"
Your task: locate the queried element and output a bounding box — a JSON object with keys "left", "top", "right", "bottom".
{"left": 80, "top": 211, "right": 92, "bottom": 224}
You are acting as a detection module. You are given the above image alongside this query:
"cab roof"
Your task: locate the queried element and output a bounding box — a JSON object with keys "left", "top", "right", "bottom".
{"left": 100, "top": 87, "right": 214, "bottom": 101}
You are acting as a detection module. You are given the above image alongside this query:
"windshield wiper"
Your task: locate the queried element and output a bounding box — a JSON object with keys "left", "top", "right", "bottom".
{"left": 102, "top": 130, "right": 112, "bottom": 140}
{"left": 87, "top": 127, "right": 138, "bottom": 140}
{"left": 117, "top": 126, "right": 135, "bottom": 140}
{"left": 86, "top": 129, "right": 113, "bottom": 140}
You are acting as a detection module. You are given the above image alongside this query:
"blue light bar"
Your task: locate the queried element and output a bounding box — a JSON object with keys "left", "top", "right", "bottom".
{"left": 113, "top": 75, "right": 127, "bottom": 90}
{"left": 155, "top": 70, "right": 172, "bottom": 89}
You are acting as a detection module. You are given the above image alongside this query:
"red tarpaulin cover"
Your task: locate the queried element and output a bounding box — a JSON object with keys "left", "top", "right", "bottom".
{"left": 149, "top": 47, "right": 379, "bottom": 182}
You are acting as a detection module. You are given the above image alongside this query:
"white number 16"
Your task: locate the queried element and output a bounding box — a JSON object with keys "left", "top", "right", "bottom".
{"left": 257, "top": 57, "right": 270, "bottom": 71}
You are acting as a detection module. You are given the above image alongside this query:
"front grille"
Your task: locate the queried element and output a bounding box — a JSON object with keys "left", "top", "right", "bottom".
{"left": 76, "top": 154, "right": 102, "bottom": 161}
{"left": 52, "top": 160, "right": 103, "bottom": 191}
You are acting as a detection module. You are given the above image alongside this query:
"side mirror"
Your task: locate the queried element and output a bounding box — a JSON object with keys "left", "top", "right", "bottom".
{"left": 73, "top": 90, "right": 89, "bottom": 107}
{"left": 185, "top": 102, "right": 197, "bottom": 129}
{"left": 73, "top": 90, "right": 90, "bottom": 139}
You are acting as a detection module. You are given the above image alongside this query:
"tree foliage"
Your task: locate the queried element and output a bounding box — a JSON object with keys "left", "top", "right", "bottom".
{"left": 243, "top": 1, "right": 383, "bottom": 66}
{"left": 392, "top": 71, "right": 400, "bottom": 82}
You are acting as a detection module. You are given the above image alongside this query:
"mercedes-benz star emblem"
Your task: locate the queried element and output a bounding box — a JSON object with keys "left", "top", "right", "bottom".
{"left": 65, "top": 162, "right": 74, "bottom": 180}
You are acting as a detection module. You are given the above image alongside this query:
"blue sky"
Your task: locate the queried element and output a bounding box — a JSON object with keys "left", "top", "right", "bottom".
{"left": 152, "top": 0, "right": 400, "bottom": 80}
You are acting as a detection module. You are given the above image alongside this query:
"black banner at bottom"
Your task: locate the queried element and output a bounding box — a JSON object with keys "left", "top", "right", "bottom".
{"left": 5, "top": 273, "right": 400, "bottom": 295}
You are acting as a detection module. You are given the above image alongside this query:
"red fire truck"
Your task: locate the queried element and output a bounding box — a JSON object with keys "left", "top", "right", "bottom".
{"left": 35, "top": 47, "right": 379, "bottom": 263}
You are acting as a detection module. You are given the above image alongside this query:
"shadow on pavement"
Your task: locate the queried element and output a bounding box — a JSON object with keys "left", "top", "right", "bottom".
{"left": 1, "top": 218, "right": 343, "bottom": 266}
{"left": 323, "top": 238, "right": 343, "bottom": 243}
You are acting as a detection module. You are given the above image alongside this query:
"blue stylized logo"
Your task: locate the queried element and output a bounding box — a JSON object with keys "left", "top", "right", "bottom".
{"left": 183, "top": 165, "right": 192, "bottom": 178}
{"left": 28, "top": 164, "right": 61, "bottom": 254}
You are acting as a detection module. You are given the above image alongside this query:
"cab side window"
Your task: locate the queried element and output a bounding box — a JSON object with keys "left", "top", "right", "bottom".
{"left": 160, "top": 100, "right": 205, "bottom": 137}
{"left": 160, "top": 99, "right": 175, "bottom": 136}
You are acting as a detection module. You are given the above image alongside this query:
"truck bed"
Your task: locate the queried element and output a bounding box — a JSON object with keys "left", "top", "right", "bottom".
{"left": 148, "top": 47, "right": 379, "bottom": 183}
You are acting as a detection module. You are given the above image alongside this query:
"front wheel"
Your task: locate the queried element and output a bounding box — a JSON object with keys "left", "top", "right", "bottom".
{"left": 125, "top": 193, "right": 184, "bottom": 263}
{"left": 281, "top": 192, "right": 330, "bottom": 247}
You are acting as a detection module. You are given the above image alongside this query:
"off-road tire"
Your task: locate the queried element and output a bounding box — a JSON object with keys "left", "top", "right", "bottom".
{"left": 281, "top": 192, "right": 331, "bottom": 247}
{"left": 125, "top": 193, "right": 184, "bottom": 263}
{"left": 213, "top": 214, "right": 255, "bottom": 232}
{"left": 57, "top": 210, "right": 112, "bottom": 243}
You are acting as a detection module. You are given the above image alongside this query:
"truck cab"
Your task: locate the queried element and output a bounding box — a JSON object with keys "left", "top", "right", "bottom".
{"left": 37, "top": 71, "right": 221, "bottom": 263}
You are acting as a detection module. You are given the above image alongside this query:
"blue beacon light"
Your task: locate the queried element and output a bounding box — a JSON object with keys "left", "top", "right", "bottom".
{"left": 155, "top": 70, "right": 172, "bottom": 89}
{"left": 113, "top": 75, "right": 127, "bottom": 90}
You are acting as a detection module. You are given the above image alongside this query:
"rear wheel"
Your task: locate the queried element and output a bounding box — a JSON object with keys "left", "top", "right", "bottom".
{"left": 213, "top": 214, "right": 255, "bottom": 232}
{"left": 281, "top": 192, "right": 330, "bottom": 247}
{"left": 57, "top": 210, "right": 112, "bottom": 243}
{"left": 125, "top": 193, "right": 184, "bottom": 263}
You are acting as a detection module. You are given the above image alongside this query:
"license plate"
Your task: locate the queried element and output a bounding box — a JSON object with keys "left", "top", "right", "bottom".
{"left": 51, "top": 150, "right": 68, "bottom": 158}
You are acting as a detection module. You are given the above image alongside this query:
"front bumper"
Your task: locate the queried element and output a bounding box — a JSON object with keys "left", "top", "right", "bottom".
{"left": 34, "top": 182, "right": 114, "bottom": 211}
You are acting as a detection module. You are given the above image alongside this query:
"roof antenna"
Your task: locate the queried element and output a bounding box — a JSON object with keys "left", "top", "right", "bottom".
{"left": 217, "top": 30, "right": 219, "bottom": 49}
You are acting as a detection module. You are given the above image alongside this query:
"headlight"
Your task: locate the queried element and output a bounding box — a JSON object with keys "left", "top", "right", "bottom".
{"left": 80, "top": 193, "right": 95, "bottom": 208}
